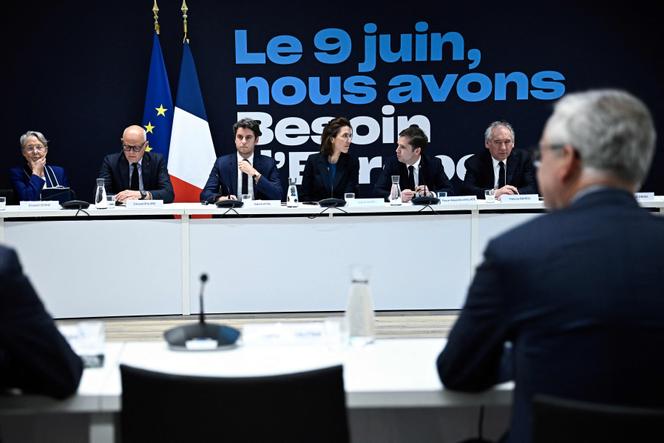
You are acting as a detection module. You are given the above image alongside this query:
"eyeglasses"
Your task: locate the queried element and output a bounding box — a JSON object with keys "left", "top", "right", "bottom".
{"left": 122, "top": 142, "right": 146, "bottom": 153}
{"left": 23, "top": 144, "right": 46, "bottom": 152}
{"left": 531, "top": 143, "right": 572, "bottom": 168}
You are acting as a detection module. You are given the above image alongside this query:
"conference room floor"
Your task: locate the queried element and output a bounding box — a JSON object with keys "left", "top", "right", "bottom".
{"left": 56, "top": 310, "right": 458, "bottom": 341}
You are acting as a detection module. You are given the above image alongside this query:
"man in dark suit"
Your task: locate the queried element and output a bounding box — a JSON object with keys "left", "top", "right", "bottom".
{"left": 374, "top": 125, "right": 453, "bottom": 202}
{"left": 99, "top": 125, "right": 174, "bottom": 203}
{"left": 200, "top": 118, "right": 282, "bottom": 202}
{"left": 437, "top": 90, "right": 664, "bottom": 443}
{"left": 461, "top": 121, "right": 537, "bottom": 199}
{"left": 0, "top": 245, "right": 83, "bottom": 399}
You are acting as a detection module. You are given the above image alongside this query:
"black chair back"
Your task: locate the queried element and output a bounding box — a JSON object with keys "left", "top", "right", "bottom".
{"left": 120, "top": 364, "right": 350, "bottom": 443}
{"left": 533, "top": 394, "right": 664, "bottom": 443}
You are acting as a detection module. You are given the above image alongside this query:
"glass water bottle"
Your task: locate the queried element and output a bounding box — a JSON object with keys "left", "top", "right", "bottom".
{"left": 94, "top": 178, "right": 108, "bottom": 209}
{"left": 389, "top": 175, "right": 402, "bottom": 205}
{"left": 345, "top": 265, "right": 375, "bottom": 346}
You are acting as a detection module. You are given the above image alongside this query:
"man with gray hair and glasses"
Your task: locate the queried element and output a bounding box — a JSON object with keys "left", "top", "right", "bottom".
{"left": 462, "top": 120, "right": 537, "bottom": 199}
{"left": 438, "top": 90, "right": 664, "bottom": 443}
{"left": 99, "top": 125, "right": 174, "bottom": 203}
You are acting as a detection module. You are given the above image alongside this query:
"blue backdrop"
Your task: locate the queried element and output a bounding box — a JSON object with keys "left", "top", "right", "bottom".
{"left": 1, "top": 0, "right": 662, "bottom": 199}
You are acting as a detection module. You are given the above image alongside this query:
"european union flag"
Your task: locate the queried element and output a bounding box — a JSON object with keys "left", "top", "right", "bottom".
{"left": 142, "top": 32, "right": 173, "bottom": 160}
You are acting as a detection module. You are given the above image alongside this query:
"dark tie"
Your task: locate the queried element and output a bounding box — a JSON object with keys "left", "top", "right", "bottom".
{"left": 130, "top": 163, "right": 140, "bottom": 191}
{"left": 498, "top": 161, "right": 506, "bottom": 188}
{"left": 407, "top": 165, "right": 416, "bottom": 190}
{"left": 241, "top": 159, "right": 249, "bottom": 195}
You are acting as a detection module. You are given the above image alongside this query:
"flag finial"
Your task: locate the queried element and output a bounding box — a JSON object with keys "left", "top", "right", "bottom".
{"left": 152, "top": 0, "right": 160, "bottom": 35}
{"left": 181, "top": 0, "right": 189, "bottom": 43}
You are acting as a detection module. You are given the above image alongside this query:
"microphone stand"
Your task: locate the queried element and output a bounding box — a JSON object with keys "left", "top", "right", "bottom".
{"left": 164, "top": 273, "right": 241, "bottom": 350}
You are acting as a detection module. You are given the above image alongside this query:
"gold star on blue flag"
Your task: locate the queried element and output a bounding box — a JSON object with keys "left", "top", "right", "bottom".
{"left": 142, "top": 32, "right": 173, "bottom": 157}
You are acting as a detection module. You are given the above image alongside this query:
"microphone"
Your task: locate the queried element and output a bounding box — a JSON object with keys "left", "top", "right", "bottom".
{"left": 163, "top": 273, "right": 240, "bottom": 350}
{"left": 198, "top": 273, "right": 208, "bottom": 324}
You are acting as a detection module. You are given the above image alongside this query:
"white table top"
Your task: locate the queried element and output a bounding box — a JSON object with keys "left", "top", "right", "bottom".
{"left": 1, "top": 197, "right": 662, "bottom": 219}
{"left": 0, "top": 338, "right": 513, "bottom": 414}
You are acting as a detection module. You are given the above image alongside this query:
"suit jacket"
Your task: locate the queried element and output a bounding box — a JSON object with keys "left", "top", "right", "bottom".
{"left": 9, "top": 164, "right": 70, "bottom": 201}
{"left": 437, "top": 189, "right": 664, "bottom": 443}
{"left": 0, "top": 246, "right": 83, "bottom": 399}
{"left": 98, "top": 151, "right": 174, "bottom": 203}
{"left": 300, "top": 152, "right": 359, "bottom": 202}
{"left": 462, "top": 149, "right": 537, "bottom": 198}
{"left": 200, "top": 153, "right": 282, "bottom": 202}
{"left": 374, "top": 155, "right": 453, "bottom": 200}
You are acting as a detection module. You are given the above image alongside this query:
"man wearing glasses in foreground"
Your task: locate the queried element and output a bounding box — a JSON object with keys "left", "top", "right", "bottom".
{"left": 99, "top": 125, "right": 174, "bottom": 203}
{"left": 438, "top": 90, "right": 664, "bottom": 442}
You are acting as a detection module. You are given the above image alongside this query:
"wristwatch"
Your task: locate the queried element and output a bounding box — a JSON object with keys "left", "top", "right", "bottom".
{"left": 139, "top": 190, "right": 147, "bottom": 200}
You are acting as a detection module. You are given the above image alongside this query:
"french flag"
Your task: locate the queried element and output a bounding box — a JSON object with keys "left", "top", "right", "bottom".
{"left": 167, "top": 42, "right": 216, "bottom": 202}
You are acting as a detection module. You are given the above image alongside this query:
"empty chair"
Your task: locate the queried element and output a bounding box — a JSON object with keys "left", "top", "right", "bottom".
{"left": 532, "top": 394, "right": 664, "bottom": 443}
{"left": 120, "top": 364, "right": 350, "bottom": 443}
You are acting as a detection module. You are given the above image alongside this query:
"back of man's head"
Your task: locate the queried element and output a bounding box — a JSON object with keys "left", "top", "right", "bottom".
{"left": 545, "top": 90, "right": 656, "bottom": 188}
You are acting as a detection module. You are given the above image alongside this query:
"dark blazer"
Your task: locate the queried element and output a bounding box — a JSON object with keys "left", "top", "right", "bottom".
{"left": 98, "top": 151, "right": 174, "bottom": 203}
{"left": 461, "top": 149, "right": 537, "bottom": 198}
{"left": 374, "top": 155, "right": 453, "bottom": 200}
{"left": 0, "top": 246, "right": 83, "bottom": 399}
{"left": 9, "top": 164, "right": 70, "bottom": 201}
{"left": 200, "top": 153, "right": 282, "bottom": 202}
{"left": 300, "top": 152, "right": 359, "bottom": 202}
{"left": 437, "top": 189, "right": 664, "bottom": 443}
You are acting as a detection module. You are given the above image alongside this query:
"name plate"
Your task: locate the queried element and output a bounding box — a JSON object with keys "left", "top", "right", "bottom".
{"left": 20, "top": 201, "right": 61, "bottom": 210}
{"left": 351, "top": 198, "right": 385, "bottom": 207}
{"left": 635, "top": 192, "right": 655, "bottom": 202}
{"left": 440, "top": 196, "right": 477, "bottom": 204}
{"left": 126, "top": 200, "right": 164, "bottom": 209}
{"left": 242, "top": 322, "right": 324, "bottom": 345}
{"left": 244, "top": 200, "right": 282, "bottom": 208}
{"left": 500, "top": 194, "right": 540, "bottom": 203}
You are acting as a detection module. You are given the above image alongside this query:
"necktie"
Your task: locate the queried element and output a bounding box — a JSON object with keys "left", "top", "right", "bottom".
{"left": 498, "top": 161, "right": 506, "bottom": 188}
{"left": 241, "top": 159, "right": 249, "bottom": 195}
{"left": 407, "top": 165, "right": 416, "bottom": 190}
{"left": 130, "top": 163, "right": 140, "bottom": 191}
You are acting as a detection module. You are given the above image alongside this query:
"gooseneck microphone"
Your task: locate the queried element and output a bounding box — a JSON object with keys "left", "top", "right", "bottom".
{"left": 163, "top": 273, "right": 240, "bottom": 350}
{"left": 199, "top": 273, "right": 208, "bottom": 324}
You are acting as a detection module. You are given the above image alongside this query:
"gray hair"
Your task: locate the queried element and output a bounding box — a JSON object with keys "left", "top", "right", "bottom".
{"left": 545, "top": 89, "right": 656, "bottom": 187}
{"left": 484, "top": 121, "right": 515, "bottom": 144}
{"left": 20, "top": 130, "right": 48, "bottom": 149}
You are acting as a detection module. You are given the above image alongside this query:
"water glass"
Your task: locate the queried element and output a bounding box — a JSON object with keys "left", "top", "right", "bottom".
{"left": 485, "top": 189, "right": 496, "bottom": 202}
{"left": 0, "top": 196, "right": 6, "bottom": 210}
{"left": 106, "top": 194, "right": 115, "bottom": 207}
{"left": 437, "top": 191, "right": 447, "bottom": 204}
{"left": 241, "top": 193, "right": 252, "bottom": 202}
{"left": 344, "top": 193, "right": 355, "bottom": 206}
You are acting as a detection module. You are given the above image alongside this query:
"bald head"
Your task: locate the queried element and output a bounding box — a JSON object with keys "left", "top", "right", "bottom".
{"left": 123, "top": 125, "right": 147, "bottom": 143}
{"left": 121, "top": 125, "right": 148, "bottom": 163}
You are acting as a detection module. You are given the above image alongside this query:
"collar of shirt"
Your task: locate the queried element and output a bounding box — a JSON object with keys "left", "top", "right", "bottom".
{"left": 237, "top": 152, "right": 254, "bottom": 165}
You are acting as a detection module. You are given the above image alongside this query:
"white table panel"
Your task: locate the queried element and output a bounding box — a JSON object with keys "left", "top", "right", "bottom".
{"left": 4, "top": 220, "right": 182, "bottom": 317}
{"left": 189, "top": 214, "right": 472, "bottom": 313}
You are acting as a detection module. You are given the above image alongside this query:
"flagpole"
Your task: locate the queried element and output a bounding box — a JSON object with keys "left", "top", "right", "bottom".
{"left": 181, "top": 0, "right": 189, "bottom": 43}
{"left": 152, "top": 0, "right": 160, "bottom": 35}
